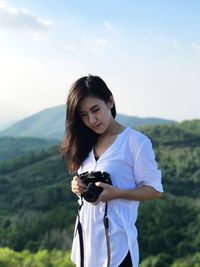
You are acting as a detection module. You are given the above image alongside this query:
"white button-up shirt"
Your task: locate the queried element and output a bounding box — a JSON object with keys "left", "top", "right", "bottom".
{"left": 71, "top": 127, "right": 163, "bottom": 267}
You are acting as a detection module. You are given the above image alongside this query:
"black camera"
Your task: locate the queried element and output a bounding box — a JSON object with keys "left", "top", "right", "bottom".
{"left": 79, "top": 171, "right": 112, "bottom": 202}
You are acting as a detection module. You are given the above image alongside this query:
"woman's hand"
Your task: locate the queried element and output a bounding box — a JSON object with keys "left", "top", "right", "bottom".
{"left": 71, "top": 176, "right": 86, "bottom": 195}
{"left": 93, "top": 183, "right": 162, "bottom": 204}
{"left": 93, "top": 182, "right": 121, "bottom": 204}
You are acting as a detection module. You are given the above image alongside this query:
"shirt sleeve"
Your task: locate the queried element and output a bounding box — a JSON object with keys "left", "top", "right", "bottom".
{"left": 133, "top": 138, "right": 163, "bottom": 192}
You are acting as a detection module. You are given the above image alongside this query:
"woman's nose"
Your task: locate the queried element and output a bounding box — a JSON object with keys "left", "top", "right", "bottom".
{"left": 88, "top": 114, "right": 97, "bottom": 124}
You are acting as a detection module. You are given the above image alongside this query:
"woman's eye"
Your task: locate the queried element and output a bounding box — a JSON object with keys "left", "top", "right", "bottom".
{"left": 93, "top": 108, "right": 99, "bottom": 113}
{"left": 80, "top": 113, "right": 87, "bottom": 118}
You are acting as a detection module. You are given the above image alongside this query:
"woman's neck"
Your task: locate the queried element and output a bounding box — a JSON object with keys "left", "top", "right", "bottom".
{"left": 100, "top": 120, "right": 125, "bottom": 138}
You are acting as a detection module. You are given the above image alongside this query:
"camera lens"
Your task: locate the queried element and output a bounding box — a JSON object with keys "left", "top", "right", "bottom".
{"left": 83, "top": 191, "right": 96, "bottom": 202}
{"left": 82, "top": 183, "right": 103, "bottom": 202}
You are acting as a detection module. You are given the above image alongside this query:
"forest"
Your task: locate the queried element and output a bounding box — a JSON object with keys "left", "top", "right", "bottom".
{"left": 0, "top": 120, "right": 200, "bottom": 266}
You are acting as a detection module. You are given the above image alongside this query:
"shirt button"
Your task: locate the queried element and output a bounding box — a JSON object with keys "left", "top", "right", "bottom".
{"left": 99, "top": 205, "right": 105, "bottom": 213}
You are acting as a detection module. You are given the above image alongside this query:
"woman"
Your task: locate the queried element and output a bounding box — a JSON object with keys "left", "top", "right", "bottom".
{"left": 61, "top": 74, "right": 163, "bottom": 267}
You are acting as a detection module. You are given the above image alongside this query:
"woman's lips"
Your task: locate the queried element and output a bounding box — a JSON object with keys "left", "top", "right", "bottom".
{"left": 92, "top": 123, "right": 101, "bottom": 129}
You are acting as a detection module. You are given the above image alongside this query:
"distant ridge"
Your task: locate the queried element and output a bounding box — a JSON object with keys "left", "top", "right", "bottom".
{"left": 0, "top": 120, "right": 19, "bottom": 131}
{"left": 0, "top": 106, "right": 66, "bottom": 140}
{"left": 0, "top": 105, "right": 176, "bottom": 140}
{"left": 116, "top": 114, "right": 176, "bottom": 127}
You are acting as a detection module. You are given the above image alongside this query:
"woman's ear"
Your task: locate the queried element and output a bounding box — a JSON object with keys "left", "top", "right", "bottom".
{"left": 108, "top": 95, "right": 115, "bottom": 109}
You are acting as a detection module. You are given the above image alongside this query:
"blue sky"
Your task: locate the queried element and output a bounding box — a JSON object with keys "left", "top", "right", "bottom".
{"left": 0, "top": 0, "right": 200, "bottom": 125}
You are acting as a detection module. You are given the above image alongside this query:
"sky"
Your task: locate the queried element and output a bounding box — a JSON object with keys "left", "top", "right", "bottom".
{"left": 0, "top": 0, "right": 200, "bottom": 126}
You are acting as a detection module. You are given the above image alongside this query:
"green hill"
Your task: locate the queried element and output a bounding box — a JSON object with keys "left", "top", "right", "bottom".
{"left": 0, "top": 106, "right": 66, "bottom": 140}
{"left": 0, "top": 136, "right": 59, "bottom": 162}
{"left": 138, "top": 123, "right": 200, "bottom": 147}
{"left": 0, "top": 146, "right": 77, "bottom": 251}
{"left": 0, "top": 105, "right": 176, "bottom": 140}
{"left": 0, "top": 120, "right": 200, "bottom": 265}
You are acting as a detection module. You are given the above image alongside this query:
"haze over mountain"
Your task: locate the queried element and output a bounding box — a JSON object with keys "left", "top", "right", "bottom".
{"left": 0, "top": 105, "right": 177, "bottom": 140}
{"left": 0, "top": 120, "right": 19, "bottom": 131}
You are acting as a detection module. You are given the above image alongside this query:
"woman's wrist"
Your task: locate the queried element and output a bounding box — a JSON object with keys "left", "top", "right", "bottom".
{"left": 116, "top": 186, "right": 162, "bottom": 201}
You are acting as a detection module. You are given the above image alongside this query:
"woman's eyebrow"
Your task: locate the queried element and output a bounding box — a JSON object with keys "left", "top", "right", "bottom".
{"left": 79, "top": 104, "right": 99, "bottom": 114}
{"left": 90, "top": 104, "right": 99, "bottom": 110}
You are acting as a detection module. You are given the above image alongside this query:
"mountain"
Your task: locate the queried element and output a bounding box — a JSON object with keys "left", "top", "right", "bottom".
{"left": 0, "top": 147, "right": 77, "bottom": 251}
{"left": 0, "top": 136, "right": 59, "bottom": 162}
{"left": 116, "top": 114, "right": 176, "bottom": 127}
{"left": 0, "top": 120, "right": 200, "bottom": 261}
{"left": 0, "top": 105, "right": 65, "bottom": 140}
{"left": 0, "top": 120, "right": 19, "bottom": 131}
{"left": 0, "top": 105, "right": 176, "bottom": 140}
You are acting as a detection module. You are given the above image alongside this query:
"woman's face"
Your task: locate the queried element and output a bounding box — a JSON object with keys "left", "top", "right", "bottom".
{"left": 78, "top": 95, "right": 114, "bottom": 134}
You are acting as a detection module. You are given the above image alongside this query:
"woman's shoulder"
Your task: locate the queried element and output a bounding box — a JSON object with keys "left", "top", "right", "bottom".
{"left": 124, "top": 127, "right": 149, "bottom": 144}
{"left": 121, "top": 127, "right": 152, "bottom": 156}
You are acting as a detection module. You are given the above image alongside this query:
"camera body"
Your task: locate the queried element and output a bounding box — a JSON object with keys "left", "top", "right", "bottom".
{"left": 79, "top": 171, "right": 112, "bottom": 202}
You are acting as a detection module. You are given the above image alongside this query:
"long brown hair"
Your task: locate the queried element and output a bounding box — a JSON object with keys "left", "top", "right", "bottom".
{"left": 60, "top": 75, "right": 116, "bottom": 173}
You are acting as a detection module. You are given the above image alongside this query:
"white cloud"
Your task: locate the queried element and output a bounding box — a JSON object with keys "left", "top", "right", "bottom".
{"left": 191, "top": 42, "right": 200, "bottom": 51}
{"left": 21, "top": 8, "right": 32, "bottom": 15}
{"left": 37, "top": 18, "right": 54, "bottom": 27}
{"left": 95, "top": 39, "right": 109, "bottom": 46}
{"left": 0, "top": 0, "right": 54, "bottom": 31}
{"left": 30, "top": 30, "right": 51, "bottom": 42}
{"left": 104, "top": 21, "right": 114, "bottom": 30}
{"left": 0, "top": 1, "right": 7, "bottom": 10}
{"left": 92, "top": 38, "right": 109, "bottom": 55}
{"left": 63, "top": 44, "right": 77, "bottom": 51}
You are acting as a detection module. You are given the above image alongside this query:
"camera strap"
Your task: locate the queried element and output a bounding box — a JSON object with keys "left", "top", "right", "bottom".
{"left": 75, "top": 197, "right": 84, "bottom": 267}
{"left": 103, "top": 201, "right": 111, "bottom": 267}
{"left": 76, "top": 199, "right": 111, "bottom": 267}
